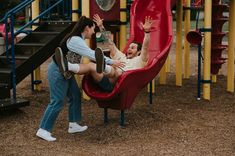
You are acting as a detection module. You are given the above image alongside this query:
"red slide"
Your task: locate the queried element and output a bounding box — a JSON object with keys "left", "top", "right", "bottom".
{"left": 82, "top": 0, "right": 173, "bottom": 110}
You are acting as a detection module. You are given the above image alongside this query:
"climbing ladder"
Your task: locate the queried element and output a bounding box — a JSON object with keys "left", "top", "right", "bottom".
{"left": 211, "top": 0, "right": 229, "bottom": 74}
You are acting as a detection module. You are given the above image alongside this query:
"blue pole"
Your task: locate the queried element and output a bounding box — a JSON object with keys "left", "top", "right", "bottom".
{"left": 10, "top": 15, "right": 16, "bottom": 99}
{"left": 104, "top": 108, "right": 108, "bottom": 124}
{"left": 197, "top": 43, "right": 202, "bottom": 100}
{"left": 120, "top": 110, "right": 125, "bottom": 126}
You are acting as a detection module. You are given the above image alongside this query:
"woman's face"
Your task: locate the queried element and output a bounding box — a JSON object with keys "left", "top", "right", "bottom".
{"left": 84, "top": 24, "right": 95, "bottom": 39}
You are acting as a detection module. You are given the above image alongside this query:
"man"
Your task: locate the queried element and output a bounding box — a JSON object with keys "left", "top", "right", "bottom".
{"left": 55, "top": 16, "right": 153, "bottom": 92}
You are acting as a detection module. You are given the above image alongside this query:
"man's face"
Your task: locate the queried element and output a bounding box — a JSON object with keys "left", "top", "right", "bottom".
{"left": 127, "top": 43, "right": 139, "bottom": 59}
{"left": 84, "top": 24, "right": 95, "bottom": 39}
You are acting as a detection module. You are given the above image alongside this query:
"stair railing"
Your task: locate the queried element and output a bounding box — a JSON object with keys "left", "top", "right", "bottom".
{"left": 1, "top": 0, "right": 67, "bottom": 99}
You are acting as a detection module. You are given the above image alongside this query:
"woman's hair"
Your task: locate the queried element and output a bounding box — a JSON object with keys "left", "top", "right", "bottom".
{"left": 59, "top": 16, "right": 95, "bottom": 52}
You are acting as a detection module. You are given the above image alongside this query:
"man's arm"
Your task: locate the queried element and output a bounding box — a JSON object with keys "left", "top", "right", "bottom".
{"left": 140, "top": 16, "right": 153, "bottom": 62}
{"left": 109, "top": 41, "right": 127, "bottom": 61}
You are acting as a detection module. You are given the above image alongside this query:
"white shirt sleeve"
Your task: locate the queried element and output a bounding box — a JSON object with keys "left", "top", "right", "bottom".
{"left": 111, "top": 46, "right": 127, "bottom": 63}
{"left": 67, "top": 36, "right": 114, "bottom": 65}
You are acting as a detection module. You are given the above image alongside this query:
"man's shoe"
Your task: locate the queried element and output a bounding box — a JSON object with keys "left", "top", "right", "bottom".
{"left": 95, "top": 47, "right": 105, "bottom": 73}
{"left": 36, "top": 128, "right": 56, "bottom": 142}
{"left": 68, "top": 123, "right": 88, "bottom": 134}
{"left": 54, "top": 47, "right": 72, "bottom": 79}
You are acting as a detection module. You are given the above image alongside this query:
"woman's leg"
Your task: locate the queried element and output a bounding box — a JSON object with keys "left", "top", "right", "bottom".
{"left": 39, "top": 61, "right": 69, "bottom": 132}
{"left": 67, "top": 76, "right": 88, "bottom": 133}
{"left": 67, "top": 77, "right": 81, "bottom": 122}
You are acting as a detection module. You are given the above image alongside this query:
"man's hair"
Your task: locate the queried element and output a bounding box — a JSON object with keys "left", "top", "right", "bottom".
{"left": 131, "top": 41, "right": 142, "bottom": 51}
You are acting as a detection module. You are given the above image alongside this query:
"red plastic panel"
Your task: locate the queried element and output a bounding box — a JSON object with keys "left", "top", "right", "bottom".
{"left": 89, "top": 0, "right": 120, "bottom": 21}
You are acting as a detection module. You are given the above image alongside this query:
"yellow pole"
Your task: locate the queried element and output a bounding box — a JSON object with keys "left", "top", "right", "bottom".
{"left": 176, "top": 0, "right": 183, "bottom": 86}
{"left": 72, "top": 0, "right": 79, "bottom": 21}
{"left": 32, "top": 0, "right": 41, "bottom": 91}
{"left": 227, "top": 0, "right": 235, "bottom": 92}
{"left": 72, "top": 0, "right": 81, "bottom": 88}
{"left": 166, "top": 56, "right": 170, "bottom": 72}
{"left": 203, "top": 0, "right": 212, "bottom": 100}
{"left": 81, "top": 0, "right": 90, "bottom": 100}
{"left": 120, "top": 0, "right": 127, "bottom": 50}
{"left": 159, "top": 63, "right": 167, "bottom": 84}
{"left": 212, "top": 75, "right": 217, "bottom": 83}
{"left": 184, "top": 0, "right": 191, "bottom": 79}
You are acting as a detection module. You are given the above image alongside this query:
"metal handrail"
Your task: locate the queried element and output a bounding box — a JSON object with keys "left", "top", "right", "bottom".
{"left": 16, "top": 0, "right": 65, "bottom": 36}
{"left": 5, "top": 0, "right": 35, "bottom": 62}
{"left": 0, "top": 0, "right": 34, "bottom": 23}
{"left": 4, "top": 0, "right": 66, "bottom": 99}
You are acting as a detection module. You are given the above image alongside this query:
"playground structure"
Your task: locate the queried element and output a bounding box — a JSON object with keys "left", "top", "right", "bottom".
{"left": 83, "top": 0, "right": 173, "bottom": 125}
{"left": 0, "top": 0, "right": 76, "bottom": 109}
{"left": 0, "top": 0, "right": 234, "bottom": 124}
{"left": 172, "top": 0, "right": 234, "bottom": 101}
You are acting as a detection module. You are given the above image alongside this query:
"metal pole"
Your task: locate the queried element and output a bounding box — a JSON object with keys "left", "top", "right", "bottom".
{"left": 120, "top": 0, "right": 127, "bottom": 50}
{"left": 184, "top": 0, "right": 191, "bottom": 79}
{"left": 227, "top": 0, "right": 235, "bottom": 92}
{"left": 176, "top": 0, "right": 183, "bottom": 86}
{"left": 197, "top": 43, "right": 202, "bottom": 100}
{"left": 203, "top": 0, "right": 212, "bottom": 100}
{"left": 10, "top": 15, "right": 16, "bottom": 99}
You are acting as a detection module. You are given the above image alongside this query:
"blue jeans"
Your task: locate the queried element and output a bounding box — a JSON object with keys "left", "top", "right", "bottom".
{"left": 39, "top": 61, "right": 82, "bottom": 132}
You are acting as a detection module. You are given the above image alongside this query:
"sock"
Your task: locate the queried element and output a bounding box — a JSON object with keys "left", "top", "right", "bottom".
{"left": 104, "top": 65, "right": 112, "bottom": 74}
{"left": 68, "top": 62, "right": 80, "bottom": 73}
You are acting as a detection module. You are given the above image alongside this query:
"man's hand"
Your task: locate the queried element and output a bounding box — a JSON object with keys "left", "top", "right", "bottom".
{"left": 141, "top": 16, "right": 153, "bottom": 32}
{"left": 93, "top": 14, "right": 105, "bottom": 31}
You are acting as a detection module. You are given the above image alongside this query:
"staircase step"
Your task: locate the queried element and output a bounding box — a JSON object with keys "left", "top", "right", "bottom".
{"left": 0, "top": 98, "right": 29, "bottom": 110}
{"left": 0, "top": 55, "right": 30, "bottom": 60}
{"left": 16, "top": 43, "right": 46, "bottom": 47}
{"left": 31, "top": 31, "right": 60, "bottom": 35}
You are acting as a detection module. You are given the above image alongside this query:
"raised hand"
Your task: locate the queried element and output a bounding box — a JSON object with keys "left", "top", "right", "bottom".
{"left": 141, "top": 16, "right": 153, "bottom": 32}
{"left": 93, "top": 14, "right": 104, "bottom": 30}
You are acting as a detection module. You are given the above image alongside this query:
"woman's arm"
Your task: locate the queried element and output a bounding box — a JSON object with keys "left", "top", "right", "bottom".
{"left": 67, "top": 36, "right": 114, "bottom": 65}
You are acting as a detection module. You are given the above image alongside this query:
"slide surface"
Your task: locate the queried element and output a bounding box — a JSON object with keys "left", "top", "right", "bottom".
{"left": 82, "top": 0, "right": 173, "bottom": 110}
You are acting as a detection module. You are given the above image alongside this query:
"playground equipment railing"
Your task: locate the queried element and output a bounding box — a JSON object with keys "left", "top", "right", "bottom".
{"left": 0, "top": 0, "right": 67, "bottom": 99}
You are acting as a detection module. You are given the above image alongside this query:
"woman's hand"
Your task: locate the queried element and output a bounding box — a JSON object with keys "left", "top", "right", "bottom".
{"left": 93, "top": 14, "right": 105, "bottom": 31}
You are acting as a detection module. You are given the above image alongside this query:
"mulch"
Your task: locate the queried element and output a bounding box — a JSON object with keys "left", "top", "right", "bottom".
{"left": 0, "top": 46, "right": 234, "bottom": 156}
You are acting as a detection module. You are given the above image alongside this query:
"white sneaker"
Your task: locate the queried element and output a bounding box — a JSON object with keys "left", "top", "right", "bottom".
{"left": 36, "top": 128, "right": 56, "bottom": 142}
{"left": 68, "top": 123, "right": 88, "bottom": 133}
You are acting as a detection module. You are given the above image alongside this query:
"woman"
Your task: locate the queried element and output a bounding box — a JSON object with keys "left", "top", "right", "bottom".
{"left": 36, "top": 16, "right": 99, "bottom": 142}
